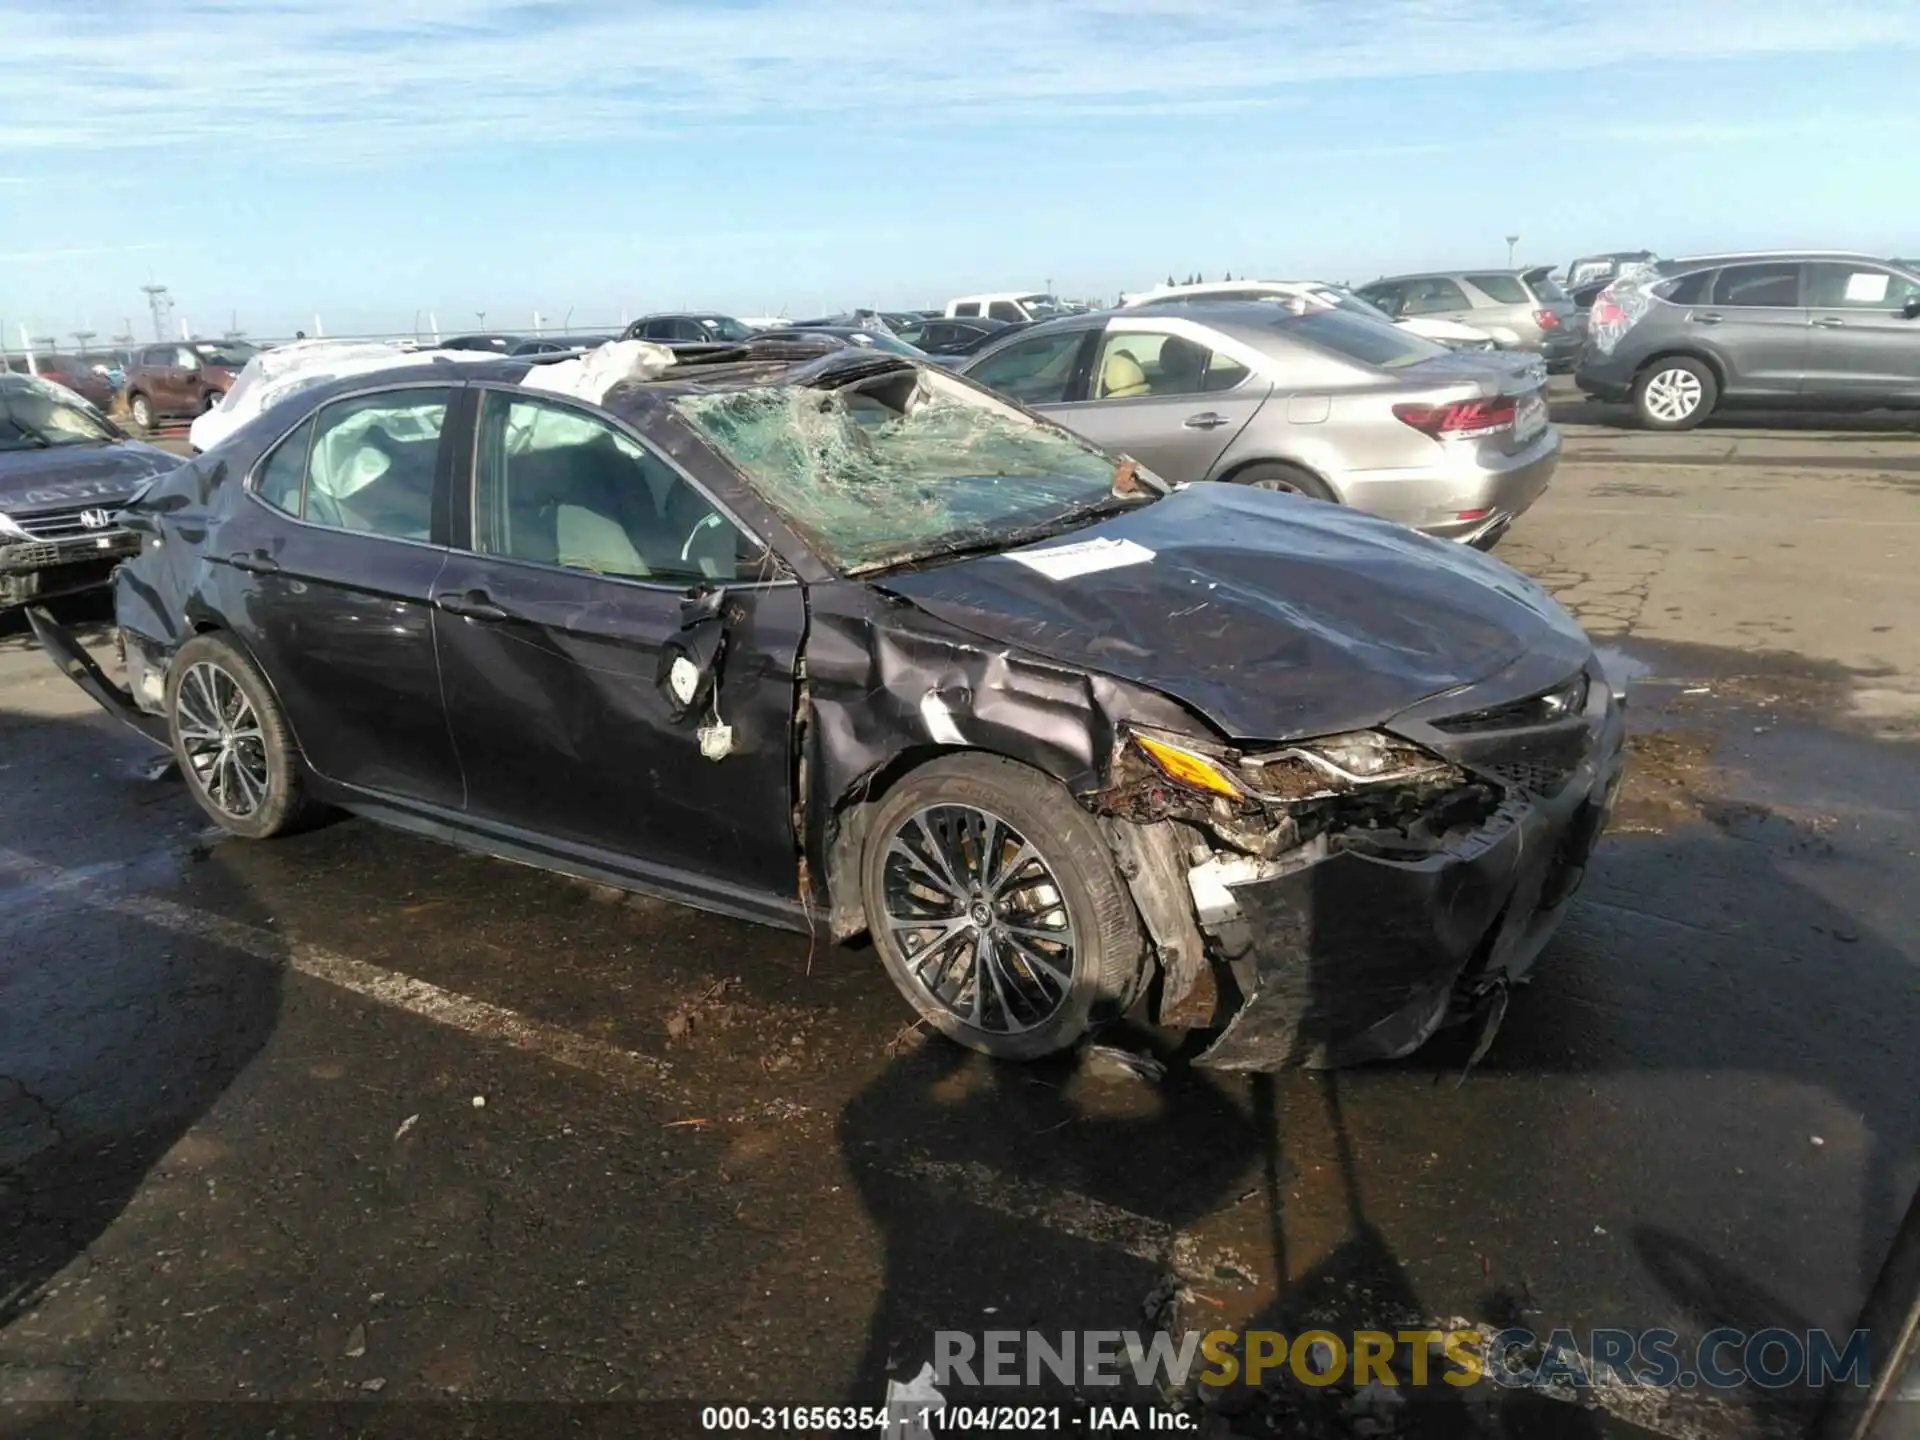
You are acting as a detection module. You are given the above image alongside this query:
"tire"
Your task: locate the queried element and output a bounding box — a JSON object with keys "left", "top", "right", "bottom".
{"left": 128, "top": 392, "right": 154, "bottom": 431}
{"left": 165, "top": 632, "right": 309, "bottom": 839}
{"left": 1224, "top": 461, "right": 1336, "bottom": 502}
{"left": 860, "top": 753, "right": 1146, "bottom": 1061}
{"left": 1633, "top": 357, "right": 1717, "bottom": 431}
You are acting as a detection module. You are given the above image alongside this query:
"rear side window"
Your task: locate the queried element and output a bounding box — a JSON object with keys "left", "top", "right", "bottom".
{"left": 254, "top": 417, "right": 314, "bottom": 516}
{"left": 1465, "top": 273, "right": 1529, "bottom": 305}
{"left": 1657, "top": 270, "right": 1715, "bottom": 305}
{"left": 953, "top": 302, "right": 980, "bottom": 317}
{"left": 1274, "top": 311, "right": 1449, "bottom": 370}
{"left": 302, "top": 388, "right": 451, "bottom": 540}
{"left": 1711, "top": 263, "right": 1801, "bottom": 307}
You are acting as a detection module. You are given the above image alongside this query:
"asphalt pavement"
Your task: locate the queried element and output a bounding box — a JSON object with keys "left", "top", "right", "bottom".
{"left": 2, "top": 388, "right": 1917, "bottom": 1438}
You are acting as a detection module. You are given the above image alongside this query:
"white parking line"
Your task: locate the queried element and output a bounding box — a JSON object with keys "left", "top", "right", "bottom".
{"left": 0, "top": 846, "right": 672, "bottom": 1089}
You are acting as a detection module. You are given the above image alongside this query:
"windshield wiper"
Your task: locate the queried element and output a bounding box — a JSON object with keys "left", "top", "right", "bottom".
{"left": 849, "top": 501, "right": 1150, "bottom": 578}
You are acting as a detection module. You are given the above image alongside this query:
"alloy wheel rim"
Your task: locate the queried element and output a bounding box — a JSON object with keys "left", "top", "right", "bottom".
{"left": 881, "top": 804, "right": 1077, "bottom": 1034}
{"left": 1644, "top": 368, "right": 1702, "bottom": 422}
{"left": 176, "top": 661, "right": 270, "bottom": 818}
{"left": 1250, "top": 477, "right": 1299, "bottom": 493}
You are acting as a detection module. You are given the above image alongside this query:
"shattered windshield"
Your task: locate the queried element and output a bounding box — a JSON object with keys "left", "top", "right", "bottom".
{"left": 673, "top": 367, "right": 1149, "bottom": 573}
{"left": 0, "top": 381, "right": 119, "bottom": 451}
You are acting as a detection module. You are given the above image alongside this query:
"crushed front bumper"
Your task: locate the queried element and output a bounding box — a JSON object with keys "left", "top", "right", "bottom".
{"left": 22, "top": 608, "right": 170, "bottom": 747}
{"left": 1195, "top": 693, "right": 1626, "bottom": 1070}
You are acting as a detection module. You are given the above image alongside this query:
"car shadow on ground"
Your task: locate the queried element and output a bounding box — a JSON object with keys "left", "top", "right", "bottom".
{"left": 837, "top": 756, "right": 1917, "bottom": 1436}
{"left": 0, "top": 702, "right": 287, "bottom": 1341}
{"left": 1551, "top": 394, "right": 1920, "bottom": 435}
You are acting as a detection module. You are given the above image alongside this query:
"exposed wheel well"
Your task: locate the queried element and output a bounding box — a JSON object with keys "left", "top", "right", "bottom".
{"left": 821, "top": 743, "right": 979, "bottom": 942}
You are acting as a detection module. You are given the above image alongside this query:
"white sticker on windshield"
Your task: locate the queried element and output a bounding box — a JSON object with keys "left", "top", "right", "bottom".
{"left": 1844, "top": 271, "right": 1890, "bottom": 303}
{"left": 1005, "top": 536, "right": 1155, "bottom": 580}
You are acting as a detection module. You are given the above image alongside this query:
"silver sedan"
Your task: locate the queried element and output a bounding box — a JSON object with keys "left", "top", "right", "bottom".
{"left": 957, "top": 301, "right": 1558, "bottom": 547}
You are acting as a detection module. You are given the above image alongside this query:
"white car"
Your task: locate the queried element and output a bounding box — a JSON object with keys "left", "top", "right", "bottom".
{"left": 1122, "top": 280, "right": 1504, "bottom": 349}
{"left": 188, "top": 340, "right": 500, "bottom": 453}
{"left": 943, "top": 291, "right": 1077, "bottom": 324}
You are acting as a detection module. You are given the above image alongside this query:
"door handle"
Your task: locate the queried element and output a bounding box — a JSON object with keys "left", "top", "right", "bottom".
{"left": 1812, "top": 316, "right": 1847, "bottom": 329}
{"left": 435, "top": 589, "right": 508, "bottom": 622}
{"left": 1690, "top": 311, "right": 1723, "bottom": 325}
{"left": 1183, "top": 412, "right": 1231, "bottom": 430}
{"left": 226, "top": 550, "right": 279, "bottom": 575}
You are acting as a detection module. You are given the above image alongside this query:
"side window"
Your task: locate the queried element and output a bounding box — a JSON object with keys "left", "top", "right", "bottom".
{"left": 1464, "top": 273, "right": 1529, "bottom": 304}
{"left": 1091, "top": 332, "right": 1244, "bottom": 399}
{"left": 954, "top": 302, "right": 980, "bottom": 317}
{"left": 1358, "top": 283, "right": 1403, "bottom": 315}
{"left": 966, "top": 330, "right": 1087, "bottom": 406}
{"left": 176, "top": 347, "right": 200, "bottom": 368}
{"left": 987, "top": 301, "right": 1023, "bottom": 322}
{"left": 253, "top": 417, "right": 314, "bottom": 516}
{"left": 1658, "top": 270, "right": 1715, "bottom": 306}
{"left": 641, "top": 319, "right": 673, "bottom": 340}
{"left": 303, "top": 388, "right": 450, "bottom": 540}
{"left": 1401, "top": 278, "right": 1471, "bottom": 315}
{"left": 1711, "top": 263, "right": 1801, "bottom": 307}
{"left": 1806, "top": 263, "right": 1920, "bottom": 310}
{"left": 672, "top": 319, "right": 706, "bottom": 341}
{"left": 473, "top": 392, "right": 751, "bottom": 583}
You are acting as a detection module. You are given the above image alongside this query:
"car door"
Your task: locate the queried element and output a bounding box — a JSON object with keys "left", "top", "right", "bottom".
{"left": 1693, "top": 262, "right": 1810, "bottom": 394}
{"left": 1039, "top": 323, "right": 1270, "bottom": 484}
{"left": 171, "top": 346, "right": 207, "bottom": 413}
{"left": 216, "top": 383, "right": 464, "bottom": 807}
{"left": 1801, "top": 262, "right": 1920, "bottom": 401}
{"left": 964, "top": 326, "right": 1099, "bottom": 410}
{"left": 430, "top": 385, "right": 806, "bottom": 901}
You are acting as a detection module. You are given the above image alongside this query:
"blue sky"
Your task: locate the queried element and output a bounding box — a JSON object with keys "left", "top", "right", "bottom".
{"left": 3, "top": 0, "right": 1918, "bottom": 345}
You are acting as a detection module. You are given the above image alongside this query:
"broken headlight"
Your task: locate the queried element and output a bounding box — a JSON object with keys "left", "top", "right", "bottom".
{"left": 1238, "top": 730, "right": 1458, "bottom": 800}
{"left": 1131, "top": 731, "right": 1245, "bottom": 801}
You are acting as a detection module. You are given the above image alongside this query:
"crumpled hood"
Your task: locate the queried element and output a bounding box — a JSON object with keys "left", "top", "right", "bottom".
{"left": 0, "top": 442, "right": 183, "bottom": 512}
{"left": 875, "top": 484, "right": 1591, "bottom": 741}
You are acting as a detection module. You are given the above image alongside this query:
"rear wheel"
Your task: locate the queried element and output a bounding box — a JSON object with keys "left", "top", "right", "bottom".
{"left": 1633, "top": 358, "right": 1716, "bottom": 430}
{"left": 166, "top": 633, "right": 309, "bottom": 839}
{"left": 128, "top": 392, "right": 154, "bottom": 431}
{"left": 861, "top": 754, "right": 1145, "bottom": 1061}
{"left": 1226, "top": 461, "right": 1335, "bottom": 501}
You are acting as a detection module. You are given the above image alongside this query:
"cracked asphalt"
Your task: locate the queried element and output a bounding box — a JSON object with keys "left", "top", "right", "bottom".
{"left": 2, "top": 387, "right": 1918, "bottom": 1438}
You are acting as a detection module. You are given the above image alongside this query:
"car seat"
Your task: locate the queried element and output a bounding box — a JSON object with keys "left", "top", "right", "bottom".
{"left": 1099, "top": 349, "right": 1149, "bottom": 399}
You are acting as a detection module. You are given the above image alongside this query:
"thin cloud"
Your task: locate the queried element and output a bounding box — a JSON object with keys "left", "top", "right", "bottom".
{"left": 0, "top": 243, "right": 167, "bottom": 262}
{"left": 2, "top": 0, "right": 1916, "bottom": 157}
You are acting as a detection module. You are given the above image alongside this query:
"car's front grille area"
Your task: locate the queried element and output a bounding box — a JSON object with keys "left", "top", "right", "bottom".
{"left": 1481, "top": 758, "right": 1580, "bottom": 798}
{"left": 12, "top": 504, "right": 120, "bottom": 541}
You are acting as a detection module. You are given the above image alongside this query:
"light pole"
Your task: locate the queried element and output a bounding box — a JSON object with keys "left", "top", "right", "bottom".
{"left": 1506, "top": 234, "right": 1520, "bottom": 268}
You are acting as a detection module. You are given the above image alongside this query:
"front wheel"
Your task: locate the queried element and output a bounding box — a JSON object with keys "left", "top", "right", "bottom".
{"left": 166, "top": 633, "right": 310, "bottom": 839}
{"left": 128, "top": 392, "right": 154, "bottom": 431}
{"left": 1634, "top": 358, "right": 1716, "bottom": 430}
{"left": 860, "top": 753, "right": 1146, "bottom": 1061}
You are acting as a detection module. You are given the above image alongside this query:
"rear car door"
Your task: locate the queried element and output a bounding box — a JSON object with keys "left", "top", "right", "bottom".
{"left": 431, "top": 386, "right": 806, "bottom": 901}
{"left": 1041, "top": 324, "right": 1270, "bottom": 484}
{"left": 217, "top": 383, "right": 463, "bottom": 806}
{"left": 1801, "top": 262, "right": 1920, "bottom": 402}
{"left": 1697, "top": 263, "right": 1809, "bottom": 394}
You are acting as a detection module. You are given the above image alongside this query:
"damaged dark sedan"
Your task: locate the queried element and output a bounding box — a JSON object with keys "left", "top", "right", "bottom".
{"left": 28, "top": 338, "right": 1626, "bottom": 1070}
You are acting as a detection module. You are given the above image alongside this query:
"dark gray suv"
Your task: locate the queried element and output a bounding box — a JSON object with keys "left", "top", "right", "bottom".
{"left": 1576, "top": 251, "right": 1920, "bottom": 429}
